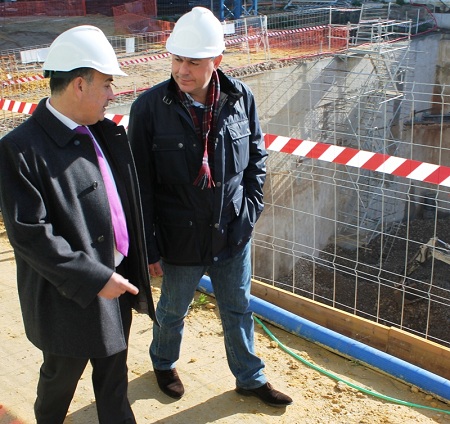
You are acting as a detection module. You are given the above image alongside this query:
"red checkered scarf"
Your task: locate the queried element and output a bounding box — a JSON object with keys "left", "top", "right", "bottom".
{"left": 177, "top": 70, "right": 220, "bottom": 189}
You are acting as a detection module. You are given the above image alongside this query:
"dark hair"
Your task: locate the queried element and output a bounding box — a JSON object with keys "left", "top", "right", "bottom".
{"left": 47, "top": 68, "right": 94, "bottom": 94}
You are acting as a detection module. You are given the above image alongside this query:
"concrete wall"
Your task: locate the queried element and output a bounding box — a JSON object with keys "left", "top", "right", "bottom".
{"left": 434, "top": 13, "right": 450, "bottom": 30}
{"left": 245, "top": 59, "right": 340, "bottom": 279}
{"left": 245, "top": 34, "right": 446, "bottom": 280}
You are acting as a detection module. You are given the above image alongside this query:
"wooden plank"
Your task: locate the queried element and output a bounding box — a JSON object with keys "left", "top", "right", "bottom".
{"left": 251, "top": 279, "right": 450, "bottom": 379}
{"left": 387, "top": 328, "right": 450, "bottom": 381}
{"left": 251, "top": 279, "right": 390, "bottom": 350}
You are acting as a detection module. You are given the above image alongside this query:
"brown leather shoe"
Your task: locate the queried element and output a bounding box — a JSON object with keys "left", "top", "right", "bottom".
{"left": 235, "top": 382, "right": 293, "bottom": 407}
{"left": 154, "top": 368, "right": 185, "bottom": 399}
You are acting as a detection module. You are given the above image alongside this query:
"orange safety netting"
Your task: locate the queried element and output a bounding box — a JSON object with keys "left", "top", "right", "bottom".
{"left": 267, "top": 26, "right": 349, "bottom": 55}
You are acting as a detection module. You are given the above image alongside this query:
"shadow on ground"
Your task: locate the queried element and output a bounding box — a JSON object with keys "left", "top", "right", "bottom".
{"left": 66, "top": 371, "right": 287, "bottom": 424}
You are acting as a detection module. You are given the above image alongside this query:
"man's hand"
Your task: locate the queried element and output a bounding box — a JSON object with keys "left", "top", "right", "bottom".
{"left": 98, "top": 272, "right": 139, "bottom": 299}
{"left": 149, "top": 262, "right": 163, "bottom": 277}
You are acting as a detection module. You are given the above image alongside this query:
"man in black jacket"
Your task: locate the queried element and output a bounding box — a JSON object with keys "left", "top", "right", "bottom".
{"left": 128, "top": 7, "right": 292, "bottom": 407}
{"left": 0, "top": 25, "right": 156, "bottom": 423}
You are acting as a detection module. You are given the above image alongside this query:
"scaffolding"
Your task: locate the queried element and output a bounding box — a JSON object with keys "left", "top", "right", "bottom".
{"left": 324, "top": 8, "right": 414, "bottom": 247}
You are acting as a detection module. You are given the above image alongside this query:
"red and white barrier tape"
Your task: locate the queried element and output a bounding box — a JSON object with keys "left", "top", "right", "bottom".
{"left": 1, "top": 26, "right": 330, "bottom": 87}
{"left": 119, "top": 52, "right": 171, "bottom": 67}
{"left": 0, "top": 98, "right": 37, "bottom": 114}
{"left": 265, "top": 134, "right": 450, "bottom": 188}
{"left": 104, "top": 113, "right": 129, "bottom": 128}
{"left": 0, "top": 98, "right": 129, "bottom": 128}
{"left": 2, "top": 97, "right": 449, "bottom": 187}
{"left": 2, "top": 74, "right": 45, "bottom": 86}
{"left": 0, "top": 52, "right": 173, "bottom": 86}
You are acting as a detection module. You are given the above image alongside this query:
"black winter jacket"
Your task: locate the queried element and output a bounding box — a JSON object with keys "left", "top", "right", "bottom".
{"left": 128, "top": 70, "right": 267, "bottom": 265}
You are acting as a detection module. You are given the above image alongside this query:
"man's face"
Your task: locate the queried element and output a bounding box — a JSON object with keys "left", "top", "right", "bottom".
{"left": 171, "top": 55, "right": 222, "bottom": 103}
{"left": 80, "top": 70, "right": 115, "bottom": 124}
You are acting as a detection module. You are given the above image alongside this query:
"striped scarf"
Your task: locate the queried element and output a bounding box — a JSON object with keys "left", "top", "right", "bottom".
{"left": 177, "top": 70, "right": 220, "bottom": 189}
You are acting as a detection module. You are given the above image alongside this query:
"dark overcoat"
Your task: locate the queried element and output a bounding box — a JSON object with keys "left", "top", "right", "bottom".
{"left": 0, "top": 98, "right": 156, "bottom": 358}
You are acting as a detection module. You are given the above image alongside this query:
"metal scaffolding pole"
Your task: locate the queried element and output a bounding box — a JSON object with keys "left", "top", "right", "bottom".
{"left": 219, "top": 0, "right": 258, "bottom": 20}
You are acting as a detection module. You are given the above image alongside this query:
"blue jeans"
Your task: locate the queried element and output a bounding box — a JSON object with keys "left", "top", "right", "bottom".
{"left": 150, "top": 240, "right": 267, "bottom": 390}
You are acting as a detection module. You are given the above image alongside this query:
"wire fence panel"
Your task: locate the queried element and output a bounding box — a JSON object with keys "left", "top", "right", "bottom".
{"left": 248, "top": 11, "right": 448, "bottom": 348}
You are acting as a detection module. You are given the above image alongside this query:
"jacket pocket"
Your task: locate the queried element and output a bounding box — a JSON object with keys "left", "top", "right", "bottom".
{"left": 228, "top": 195, "right": 254, "bottom": 248}
{"left": 152, "top": 136, "right": 190, "bottom": 184}
{"left": 227, "top": 119, "right": 251, "bottom": 174}
{"left": 232, "top": 185, "right": 244, "bottom": 216}
{"left": 155, "top": 209, "right": 203, "bottom": 263}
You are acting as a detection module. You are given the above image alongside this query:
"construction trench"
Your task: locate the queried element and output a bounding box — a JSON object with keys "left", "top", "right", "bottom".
{"left": 1, "top": 2, "right": 450, "bottom": 408}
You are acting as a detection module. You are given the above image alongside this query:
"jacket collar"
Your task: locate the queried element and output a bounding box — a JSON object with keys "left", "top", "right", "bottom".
{"left": 32, "top": 98, "right": 119, "bottom": 148}
{"left": 32, "top": 98, "right": 76, "bottom": 148}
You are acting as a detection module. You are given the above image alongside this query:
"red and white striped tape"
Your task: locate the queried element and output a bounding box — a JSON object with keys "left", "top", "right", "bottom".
{"left": 0, "top": 98, "right": 37, "bottom": 114}
{"left": 2, "top": 74, "right": 45, "bottom": 86}
{"left": 119, "top": 52, "right": 171, "bottom": 67}
{"left": 0, "top": 98, "right": 130, "bottom": 127}
{"left": 104, "top": 113, "right": 129, "bottom": 128}
{"left": 1, "top": 26, "right": 329, "bottom": 87}
{"left": 265, "top": 134, "right": 450, "bottom": 188}
{"left": 3, "top": 97, "right": 449, "bottom": 187}
{"left": 266, "top": 25, "right": 327, "bottom": 38}
{"left": 0, "top": 52, "right": 173, "bottom": 86}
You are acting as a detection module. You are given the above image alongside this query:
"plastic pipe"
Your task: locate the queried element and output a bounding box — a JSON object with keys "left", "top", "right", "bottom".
{"left": 197, "top": 276, "right": 450, "bottom": 401}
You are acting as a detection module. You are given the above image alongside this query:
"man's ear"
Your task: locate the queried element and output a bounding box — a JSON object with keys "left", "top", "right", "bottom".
{"left": 213, "top": 54, "right": 223, "bottom": 70}
{"left": 72, "top": 76, "right": 85, "bottom": 94}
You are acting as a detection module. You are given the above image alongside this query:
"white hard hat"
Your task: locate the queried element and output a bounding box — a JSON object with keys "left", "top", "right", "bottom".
{"left": 166, "top": 7, "right": 225, "bottom": 59}
{"left": 43, "top": 25, "right": 127, "bottom": 76}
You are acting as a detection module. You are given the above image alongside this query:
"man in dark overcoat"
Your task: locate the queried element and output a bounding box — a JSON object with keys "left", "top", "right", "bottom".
{"left": 0, "top": 25, "right": 156, "bottom": 424}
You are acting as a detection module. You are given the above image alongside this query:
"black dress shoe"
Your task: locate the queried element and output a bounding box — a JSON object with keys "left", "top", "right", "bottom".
{"left": 154, "top": 368, "right": 185, "bottom": 399}
{"left": 235, "top": 382, "right": 293, "bottom": 407}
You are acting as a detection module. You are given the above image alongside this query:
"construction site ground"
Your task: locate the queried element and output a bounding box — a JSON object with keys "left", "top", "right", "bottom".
{"left": 1, "top": 14, "right": 450, "bottom": 424}
{"left": 1, "top": 216, "right": 450, "bottom": 424}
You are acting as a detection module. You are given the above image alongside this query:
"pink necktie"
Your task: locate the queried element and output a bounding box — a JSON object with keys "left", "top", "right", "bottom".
{"left": 75, "top": 126, "right": 129, "bottom": 256}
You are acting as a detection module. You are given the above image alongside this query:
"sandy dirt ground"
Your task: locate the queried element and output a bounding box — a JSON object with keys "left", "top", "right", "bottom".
{"left": 1, "top": 221, "right": 450, "bottom": 424}
{"left": 1, "top": 13, "right": 450, "bottom": 424}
